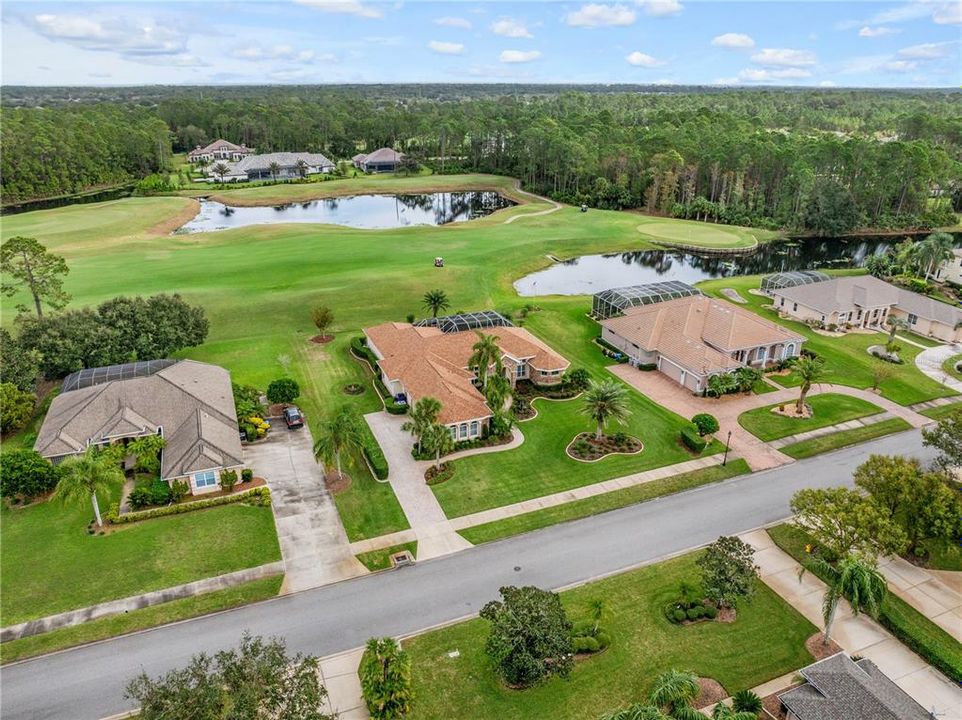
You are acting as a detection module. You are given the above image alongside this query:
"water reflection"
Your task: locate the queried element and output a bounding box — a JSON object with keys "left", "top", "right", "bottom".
{"left": 177, "top": 191, "right": 514, "bottom": 233}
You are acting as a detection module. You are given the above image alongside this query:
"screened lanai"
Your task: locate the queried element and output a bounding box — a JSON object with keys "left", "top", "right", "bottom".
{"left": 591, "top": 281, "right": 702, "bottom": 319}
{"left": 760, "top": 270, "right": 831, "bottom": 295}
{"left": 62, "top": 359, "right": 178, "bottom": 392}
{"left": 415, "top": 310, "right": 515, "bottom": 334}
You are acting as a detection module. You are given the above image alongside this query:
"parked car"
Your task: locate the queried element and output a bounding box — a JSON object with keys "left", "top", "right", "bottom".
{"left": 283, "top": 406, "right": 304, "bottom": 429}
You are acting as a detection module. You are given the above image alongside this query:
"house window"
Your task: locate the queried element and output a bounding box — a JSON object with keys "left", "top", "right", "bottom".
{"left": 907, "top": 313, "right": 918, "bottom": 325}
{"left": 792, "top": 303, "right": 798, "bottom": 312}
{"left": 459, "top": 423, "right": 468, "bottom": 439}
{"left": 516, "top": 363, "right": 525, "bottom": 378}
{"left": 780, "top": 298, "right": 785, "bottom": 307}
{"left": 449, "top": 425, "right": 457, "bottom": 439}
{"left": 470, "top": 420, "right": 479, "bottom": 436}
{"left": 194, "top": 470, "right": 217, "bottom": 488}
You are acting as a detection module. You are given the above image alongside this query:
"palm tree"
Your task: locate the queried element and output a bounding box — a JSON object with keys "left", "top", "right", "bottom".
{"left": 599, "top": 706, "right": 669, "bottom": 720}
{"left": 581, "top": 379, "right": 632, "bottom": 440}
{"left": 649, "top": 669, "right": 699, "bottom": 718}
{"left": 885, "top": 315, "right": 909, "bottom": 341}
{"left": 469, "top": 331, "right": 503, "bottom": 390}
{"left": 211, "top": 162, "right": 230, "bottom": 182}
{"left": 268, "top": 161, "right": 281, "bottom": 182}
{"left": 485, "top": 373, "right": 512, "bottom": 412}
{"left": 801, "top": 554, "right": 887, "bottom": 645}
{"left": 313, "top": 408, "right": 364, "bottom": 480}
{"left": 55, "top": 446, "right": 124, "bottom": 527}
{"left": 295, "top": 159, "right": 309, "bottom": 179}
{"left": 422, "top": 289, "right": 450, "bottom": 319}
{"left": 588, "top": 598, "right": 605, "bottom": 633}
{"left": 793, "top": 355, "right": 825, "bottom": 414}
{"left": 917, "top": 231, "right": 955, "bottom": 281}
{"left": 126, "top": 435, "right": 167, "bottom": 475}
{"left": 710, "top": 706, "right": 758, "bottom": 720}
{"left": 401, "top": 396, "right": 441, "bottom": 454}
{"left": 422, "top": 422, "right": 454, "bottom": 470}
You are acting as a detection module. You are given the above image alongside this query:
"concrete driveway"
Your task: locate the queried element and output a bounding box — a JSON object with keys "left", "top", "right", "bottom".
{"left": 915, "top": 343, "right": 962, "bottom": 393}
{"left": 244, "top": 427, "right": 366, "bottom": 593}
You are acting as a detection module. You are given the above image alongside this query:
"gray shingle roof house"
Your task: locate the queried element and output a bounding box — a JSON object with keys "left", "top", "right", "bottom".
{"left": 188, "top": 139, "right": 254, "bottom": 163}
{"left": 778, "top": 653, "right": 929, "bottom": 720}
{"left": 352, "top": 148, "right": 405, "bottom": 172}
{"left": 35, "top": 360, "right": 244, "bottom": 495}
{"left": 210, "top": 152, "right": 335, "bottom": 183}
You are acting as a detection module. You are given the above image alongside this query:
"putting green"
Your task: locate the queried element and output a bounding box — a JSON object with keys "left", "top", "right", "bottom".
{"left": 636, "top": 218, "right": 757, "bottom": 249}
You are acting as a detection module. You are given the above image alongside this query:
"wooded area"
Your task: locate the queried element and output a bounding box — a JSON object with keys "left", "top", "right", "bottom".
{"left": 2, "top": 85, "right": 960, "bottom": 233}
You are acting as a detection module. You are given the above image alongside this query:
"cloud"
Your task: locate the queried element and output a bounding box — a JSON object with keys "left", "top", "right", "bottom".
{"left": 933, "top": 2, "right": 962, "bottom": 24}
{"left": 739, "top": 67, "right": 812, "bottom": 82}
{"left": 819, "top": 80, "right": 837, "bottom": 87}
{"left": 625, "top": 51, "right": 666, "bottom": 67}
{"left": 858, "top": 26, "right": 899, "bottom": 37}
{"left": 870, "top": 2, "right": 932, "bottom": 24}
{"left": 231, "top": 44, "right": 322, "bottom": 63}
{"left": 490, "top": 18, "right": 532, "bottom": 38}
{"left": 565, "top": 4, "right": 636, "bottom": 27}
{"left": 30, "top": 13, "right": 188, "bottom": 56}
{"left": 712, "top": 76, "right": 740, "bottom": 85}
{"left": 750, "top": 48, "right": 817, "bottom": 67}
{"left": 293, "top": 0, "right": 383, "bottom": 19}
{"left": 428, "top": 40, "right": 465, "bottom": 55}
{"left": 434, "top": 16, "right": 471, "bottom": 28}
{"left": 499, "top": 49, "right": 542, "bottom": 63}
{"left": 711, "top": 32, "right": 754, "bottom": 49}
{"left": 636, "top": 0, "right": 683, "bottom": 17}
{"left": 884, "top": 59, "right": 919, "bottom": 72}
{"left": 897, "top": 41, "right": 954, "bottom": 58}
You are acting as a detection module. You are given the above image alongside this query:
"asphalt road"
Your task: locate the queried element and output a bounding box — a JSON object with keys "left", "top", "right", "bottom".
{"left": 1, "top": 430, "right": 935, "bottom": 720}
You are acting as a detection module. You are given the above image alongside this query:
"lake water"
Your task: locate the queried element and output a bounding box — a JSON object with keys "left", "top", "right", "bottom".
{"left": 513, "top": 235, "right": 962, "bottom": 296}
{"left": 176, "top": 192, "right": 514, "bottom": 232}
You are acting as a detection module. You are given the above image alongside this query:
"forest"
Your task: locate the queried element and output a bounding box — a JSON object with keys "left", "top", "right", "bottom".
{"left": 2, "top": 85, "right": 960, "bottom": 233}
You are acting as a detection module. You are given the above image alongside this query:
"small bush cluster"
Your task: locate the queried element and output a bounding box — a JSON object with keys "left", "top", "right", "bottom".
{"left": 220, "top": 469, "right": 238, "bottom": 493}
{"left": 681, "top": 425, "right": 707, "bottom": 453}
{"left": 241, "top": 415, "right": 270, "bottom": 441}
{"left": 570, "top": 621, "right": 611, "bottom": 655}
{"left": 364, "top": 442, "right": 389, "bottom": 480}
{"left": 108, "top": 487, "right": 271, "bottom": 524}
{"left": 636, "top": 362, "right": 658, "bottom": 371}
{"left": 514, "top": 378, "right": 579, "bottom": 400}
{"left": 411, "top": 431, "right": 508, "bottom": 461}
{"left": 594, "top": 336, "right": 630, "bottom": 363}
{"left": 241, "top": 468, "right": 254, "bottom": 483}
{"left": 127, "top": 477, "right": 172, "bottom": 510}
{"left": 425, "top": 462, "right": 454, "bottom": 485}
{"left": 664, "top": 583, "right": 719, "bottom": 625}
{"left": 266, "top": 377, "right": 300, "bottom": 404}
{"left": 691, "top": 413, "right": 719, "bottom": 437}
{"left": 567, "top": 432, "right": 642, "bottom": 461}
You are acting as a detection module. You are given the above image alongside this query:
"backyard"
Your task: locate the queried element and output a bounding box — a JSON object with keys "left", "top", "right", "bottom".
{"left": 737, "top": 393, "right": 884, "bottom": 441}
{"left": 403, "top": 552, "right": 816, "bottom": 720}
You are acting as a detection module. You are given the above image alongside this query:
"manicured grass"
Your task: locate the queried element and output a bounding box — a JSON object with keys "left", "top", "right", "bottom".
{"left": 897, "top": 331, "right": 943, "bottom": 348}
{"left": 0, "top": 575, "right": 282, "bottom": 665}
{"left": 698, "top": 274, "right": 956, "bottom": 406}
{"left": 403, "top": 553, "right": 815, "bottom": 720}
{"left": 920, "top": 401, "right": 962, "bottom": 420}
{"left": 780, "top": 418, "right": 912, "bottom": 459}
{"left": 1, "top": 489, "right": 281, "bottom": 624}
{"left": 737, "top": 393, "right": 884, "bottom": 442}
{"left": 768, "top": 524, "right": 962, "bottom": 684}
{"left": 355, "top": 542, "right": 418, "bottom": 571}
{"left": 918, "top": 539, "right": 962, "bottom": 571}
{"left": 633, "top": 217, "right": 771, "bottom": 250}
{"left": 941, "top": 354, "right": 962, "bottom": 381}
{"left": 459, "top": 459, "right": 751, "bottom": 545}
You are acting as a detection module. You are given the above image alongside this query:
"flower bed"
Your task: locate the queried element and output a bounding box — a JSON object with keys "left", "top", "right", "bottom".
{"left": 107, "top": 486, "right": 271, "bottom": 524}
{"left": 343, "top": 383, "right": 365, "bottom": 395}
{"left": 566, "top": 432, "right": 643, "bottom": 462}
{"left": 412, "top": 432, "right": 512, "bottom": 461}
{"left": 514, "top": 379, "right": 579, "bottom": 401}
{"left": 425, "top": 463, "right": 454, "bottom": 486}
{"left": 664, "top": 597, "right": 724, "bottom": 625}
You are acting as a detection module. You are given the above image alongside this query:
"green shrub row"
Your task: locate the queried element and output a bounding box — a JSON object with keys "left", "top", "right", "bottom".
{"left": 593, "top": 336, "right": 630, "bottom": 363}
{"left": 877, "top": 595, "right": 962, "bottom": 684}
{"left": 680, "top": 425, "right": 707, "bottom": 453}
{"left": 352, "top": 337, "right": 407, "bottom": 415}
{"left": 107, "top": 487, "right": 271, "bottom": 524}
{"left": 358, "top": 422, "right": 389, "bottom": 480}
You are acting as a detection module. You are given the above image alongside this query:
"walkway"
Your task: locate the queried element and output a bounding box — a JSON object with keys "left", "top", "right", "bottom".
{"left": 742, "top": 529, "right": 962, "bottom": 719}
{"left": 503, "top": 181, "right": 562, "bottom": 224}
{"left": 769, "top": 411, "right": 899, "bottom": 449}
{"left": 245, "top": 428, "right": 367, "bottom": 593}
{"left": 915, "top": 343, "right": 962, "bottom": 394}
{"left": 318, "top": 648, "right": 367, "bottom": 719}
{"left": 0, "top": 562, "right": 284, "bottom": 642}
{"left": 878, "top": 555, "right": 962, "bottom": 643}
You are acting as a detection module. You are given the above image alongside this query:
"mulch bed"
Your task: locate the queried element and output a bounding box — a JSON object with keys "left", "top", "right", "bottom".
{"left": 310, "top": 334, "right": 334, "bottom": 344}
{"left": 567, "top": 432, "right": 643, "bottom": 461}
{"left": 172, "top": 477, "right": 266, "bottom": 503}
{"left": 771, "top": 403, "right": 812, "bottom": 420}
{"left": 717, "top": 606, "right": 737, "bottom": 623}
{"left": 425, "top": 462, "right": 454, "bottom": 485}
{"left": 695, "top": 677, "right": 728, "bottom": 709}
{"left": 805, "top": 632, "right": 843, "bottom": 660}
{"left": 762, "top": 689, "right": 796, "bottom": 719}
{"left": 325, "top": 471, "right": 352, "bottom": 493}
{"left": 343, "top": 383, "right": 365, "bottom": 395}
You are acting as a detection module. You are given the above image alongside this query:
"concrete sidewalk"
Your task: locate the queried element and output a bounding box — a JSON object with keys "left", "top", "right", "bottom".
{"left": 879, "top": 555, "right": 962, "bottom": 643}
{"left": 742, "top": 529, "right": 962, "bottom": 719}
{"left": 769, "top": 411, "right": 898, "bottom": 449}
{"left": 915, "top": 344, "right": 962, "bottom": 394}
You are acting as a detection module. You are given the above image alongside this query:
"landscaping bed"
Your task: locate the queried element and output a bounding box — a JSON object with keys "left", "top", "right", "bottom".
{"left": 425, "top": 463, "right": 454, "bottom": 486}
{"left": 737, "top": 393, "right": 884, "bottom": 442}
{"left": 412, "top": 432, "right": 512, "bottom": 461}
{"left": 566, "top": 432, "right": 643, "bottom": 462}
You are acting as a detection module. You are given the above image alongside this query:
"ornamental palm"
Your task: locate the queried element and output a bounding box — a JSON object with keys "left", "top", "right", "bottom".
{"left": 885, "top": 315, "right": 909, "bottom": 342}
{"left": 211, "top": 162, "right": 230, "bottom": 182}
{"left": 793, "top": 356, "right": 825, "bottom": 414}
{"left": 401, "top": 397, "right": 441, "bottom": 454}
{"left": 485, "top": 373, "right": 512, "bottom": 412}
{"left": 313, "top": 408, "right": 364, "bottom": 480}
{"left": 55, "top": 446, "right": 124, "bottom": 527}
{"left": 649, "top": 669, "right": 699, "bottom": 718}
{"left": 421, "top": 289, "right": 450, "bottom": 319}
{"left": 421, "top": 422, "right": 454, "bottom": 470}
{"left": 469, "top": 331, "right": 503, "bottom": 390}
{"left": 581, "top": 379, "right": 632, "bottom": 440}
{"left": 801, "top": 554, "right": 887, "bottom": 645}
{"left": 268, "top": 161, "right": 281, "bottom": 182}
{"left": 295, "top": 159, "right": 309, "bottom": 178}
{"left": 917, "top": 232, "right": 955, "bottom": 281}
{"left": 599, "top": 705, "right": 668, "bottom": 720}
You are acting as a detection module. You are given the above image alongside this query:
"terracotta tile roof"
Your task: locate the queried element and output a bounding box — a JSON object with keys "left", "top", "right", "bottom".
{"left": 600, "top": 295, "right": 803, "bottom": 376}
{"left": 364, "top": 322, "right": 569, "bottom": 424}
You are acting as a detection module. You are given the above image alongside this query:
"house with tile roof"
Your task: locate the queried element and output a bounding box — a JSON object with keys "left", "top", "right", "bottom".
{"left": 187, "top": 139, "right": 254, "bottom": 163}
{"left": 777, "top": 652, "right": 929, "bottom": 720}
{"left": 35, "top": 360, "right": 244, "bottom": 496}
{"left": 598, "top": 291, "right": 804, "bottom": 394}
{"left": 353, "top": 148, "right": 405, "bottom": 173}
{"left": 363, "top": 314, "right": 569, "bottom": 441}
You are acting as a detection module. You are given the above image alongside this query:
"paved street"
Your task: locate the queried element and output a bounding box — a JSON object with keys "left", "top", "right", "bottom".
{"left": 0, "top": 430, "right": 936, "bottom": 720}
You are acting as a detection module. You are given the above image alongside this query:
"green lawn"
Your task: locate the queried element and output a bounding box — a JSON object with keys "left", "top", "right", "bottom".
{"left": 403, "top": 553, "right": 815, "bottom": 720}
{"left": 897, "top": 331, "right": 943, "bottom": 348}
{"left": 0, "top": 575, "right": 282, "bottom": 664}
{"left": 768, "top": 524, "right": 962, "bottom": 684}
{"left": 698, "top": 275, "right": 956, "bottom": 406}
{"left": 941, "top": 354, "right": 962, "bottom": 382}
{"left": 920, "top": 402, "right": 962, "bottom": 420}
{"left": 460, "top": 460, "right": 751, "bottom": 545}
{"left": 780, "top": 418, "right": 912, "bottom": 459}
{"left": 738, "top": 393, "right": 884, "bottom": 442}
{"left": 1, "top": 488, "right": 282, "bottom": 625}
{"left": 355, "top": 542, "right": 419, "bottom": 572}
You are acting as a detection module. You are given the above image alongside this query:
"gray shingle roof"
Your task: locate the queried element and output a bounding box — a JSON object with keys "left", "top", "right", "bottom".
{"left": 231, "top": 152, "right": 334, "bottom": 173}
{"left": 778, "top": 653, "right": 929, "bottom": 720}
{"left": 772, "top": 275, "right": 901, "bottom": 314}
{"left": 36, "top": 360, "right": 242, "bottom": 480}
{"left": 894, "top": 286, "right": 962, "bottom": 326}
{"left": 359, "top": 147, "right": 404, "bottom": 164}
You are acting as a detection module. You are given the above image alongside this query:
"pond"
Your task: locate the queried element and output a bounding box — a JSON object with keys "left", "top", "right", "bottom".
{"left": 513, "top": 234, "right": 961, "bottom": 296}
{"left": 176, "top": 191, "right": 514, "bottom": 232}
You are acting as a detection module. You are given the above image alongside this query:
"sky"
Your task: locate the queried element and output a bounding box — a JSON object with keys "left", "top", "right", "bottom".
{"left": 1, "top": 0, "right": 960, "bottom": 87}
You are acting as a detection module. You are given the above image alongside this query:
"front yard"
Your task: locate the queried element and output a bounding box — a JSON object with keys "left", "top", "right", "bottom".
{"left": 737, "top": 393, "right": 885, "bottom": 442}
{"left": 403, "top": 552, "right": 815, "bottom": 720}
{"left": 0, "top": 487, "right": 281, "bottom": 625}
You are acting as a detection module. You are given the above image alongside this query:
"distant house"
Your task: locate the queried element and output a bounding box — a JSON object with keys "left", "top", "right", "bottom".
{"left": 769, "top": 273, "right": 962, "bottom": 342}
{"left": 353, "top": 148, "right": 405, "bottom": 172}
{"left": 35, "top": 360, "right": 244, "bottom": 496}
{"left": 595, "top": 282, "right": 804, "bottom": 394}
{"left": 935, "top": 248, "right": 962, "bottom": 285}
{"left": 363, "top": 312, "right": 569, "bottom": 440}
{"left": 206, "top": 151, "right": 335, "bottom": 183}
{"left": 188, "top": 139, "right": 254, "bottom": 163}
{"left": 777, "top": 652, "right": 929, "bottom": 720}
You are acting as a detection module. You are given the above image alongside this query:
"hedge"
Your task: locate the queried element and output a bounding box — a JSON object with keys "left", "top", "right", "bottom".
{"left": 358, "top": 422, "right": 390, "bottom": 480}
{"left": 681, "top": 425, "right": 707, "bottom": 453}
{"left": 352, "top": 336, "right": 407, "bottom": 414}
{"left": 108, "top": 487, "right": 271, "bottom": 524}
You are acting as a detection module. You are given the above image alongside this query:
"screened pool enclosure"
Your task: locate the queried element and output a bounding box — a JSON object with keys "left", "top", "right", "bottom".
{"left": 62, "top": 359, "right": 178, "bottom": 392}
{"left": 760, "top": 271, "right": 831, "bottom": 294}
{"left": 591, "top": 281, "right": 702, "bottom": 319}
{"left": 415, "top": 310, "right": 515, "bottom": 334}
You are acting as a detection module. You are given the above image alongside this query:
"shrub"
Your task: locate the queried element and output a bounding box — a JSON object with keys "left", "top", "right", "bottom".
{"left": 691, "top": 413, "right": 719, "bottom": 437}
{"left": 169, "top": 479, "right": 190, "bottom": 503}
{"left": 127, "top": 485, "right": 154, "bottom": 510}
{"left": 686, "top": 606, "right": 704, "bottom": 620}
{"left": 703, "top": 605, "right": 718, "bottom": 619}
{"left": 563, "top": 367, "right": 591, "bottom": 391}
{"left": 266, "top": 377, "right": 300, "bottom": 404}
{"left": 681, "top": 425, "right": 707, "bottom": 453}
{"left": 406, "top": 313, "right": 415, "bottom": 323}
{"left": 0, "top": 448, "right": 58, "bottom": 499}
{"left": 637, "top": 363, "right": 658, "bottom": 371}
{"left": 220, "top": 469, "right": 238, "bottom": 493}
{"left": 112, "top": 487, "right": 271, "bottom": 524}
{"left": 0, "top": 382, "right": 35, "bottom": 434}
{"left": 594, "top": 631, "right": 611, "bottom": 649}
{"left": 732, "top": 689, "right": 763, "bottom": 714}
{"left": 580, "top": 636, "right": 600, "bottom": 653}
{"left": 241, "top": 468, "right": 254, "bottom": 483}
{"left": 672, "top": 608, "right": 687, "bottom": 623}
{"left": 359, "top": 637, "right": 413, "bottom": 720}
